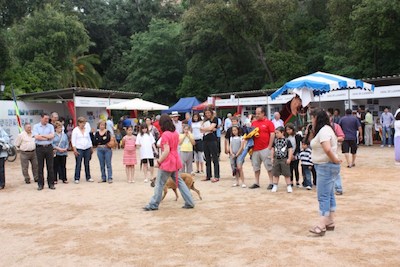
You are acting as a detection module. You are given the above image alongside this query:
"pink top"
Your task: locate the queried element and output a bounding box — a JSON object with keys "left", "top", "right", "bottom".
{"left": 159, "top": 131, "right": 182, "bottom": 172}
{"left": 334, "top": 123, "right": 345, "bottom": 139}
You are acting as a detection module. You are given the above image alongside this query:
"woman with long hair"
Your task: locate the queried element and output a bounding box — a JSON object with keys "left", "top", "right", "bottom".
{"left": 143, "top": 114, "right": 195, "bottom": 211}
{"left": 200, "top": 107, "right": 220, "bottom": 182}
{"left": 93, "top": 120, "right": 113, "bottom": 183}
{"left": 309, "top": 109, "right": 341, "bottom": 236}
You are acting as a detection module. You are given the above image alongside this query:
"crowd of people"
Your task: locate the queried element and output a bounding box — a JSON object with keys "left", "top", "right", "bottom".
{"left": 1, "top": 104, "right": 400, "bottom": 235}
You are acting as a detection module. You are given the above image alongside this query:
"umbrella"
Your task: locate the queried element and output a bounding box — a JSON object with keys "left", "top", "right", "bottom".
{"left": 106, "top": 98, "right": 169, "bottom": 111}
{"left": 271, "top": 71, "right": 375, "bottom": 107}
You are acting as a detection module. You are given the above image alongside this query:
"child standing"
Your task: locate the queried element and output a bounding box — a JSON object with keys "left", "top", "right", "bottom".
{"left": 230, "top": 126, "right": 246, "bottom": 188}
{"left": 285, "top": 123, "right": 302, "bottom": 187}
{"left": 179, "top": 124, "right": 195, "bottom": 173}
{"left": 115, "top": 128, "right": 122, "bottom": 149}
{"left": 299, "top": 141, "right": 313, "bottom": 190}
{"left": 122, "top": 126, "right": 137, "bottom": 183}
{"left": 271, "top": 126, "right": 293, "bottom": 193}
{"left": 136, "top": 123, "right": 157, "bottom": 183}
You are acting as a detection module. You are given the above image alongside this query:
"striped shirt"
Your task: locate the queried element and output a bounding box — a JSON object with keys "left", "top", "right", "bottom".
{"left": 299, "top": 148, "right": 313, "bottom": 166}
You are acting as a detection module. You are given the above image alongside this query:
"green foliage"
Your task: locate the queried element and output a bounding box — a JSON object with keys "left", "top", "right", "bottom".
{"left": 0, "top": 0, "right": 399, "bottom": 100}
{"left": 124, "top": 18, "right": 185, "bottom": 105}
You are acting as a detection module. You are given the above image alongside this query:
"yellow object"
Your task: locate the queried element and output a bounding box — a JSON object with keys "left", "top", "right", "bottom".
{"left": 243, "top": 127, "right": 259, "bottom": 140}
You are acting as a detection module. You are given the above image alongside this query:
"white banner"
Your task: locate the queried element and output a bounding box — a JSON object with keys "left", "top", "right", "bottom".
{"left": 215, "top": 85, "right": 400, "bottom": 107}
{"left": 75, "top": 96, "right": 129, "bottom": 107}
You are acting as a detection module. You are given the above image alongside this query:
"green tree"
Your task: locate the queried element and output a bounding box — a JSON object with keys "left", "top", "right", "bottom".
{"left": 125, "top": 18, "right": 185, "bottom": 104}
{"left": 8, "top": 5, "right": 91, "bottom": 91}
{"left": 350, "top": 0, "right": 400, "bottom": 77}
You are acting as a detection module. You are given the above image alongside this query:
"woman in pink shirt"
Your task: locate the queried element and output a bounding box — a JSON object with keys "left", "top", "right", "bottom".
{"left": 143, "top": 114, "right": 195, "bottom": 211}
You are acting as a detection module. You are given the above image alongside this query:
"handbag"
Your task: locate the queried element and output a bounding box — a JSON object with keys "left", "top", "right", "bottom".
{"left": 106, "top": 136, "right": 117, "bottom": 149}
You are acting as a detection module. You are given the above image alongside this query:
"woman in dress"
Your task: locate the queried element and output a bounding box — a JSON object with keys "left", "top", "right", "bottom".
{"left": 93, "top": 120, "right": 113, "bottom": 183}
{"left": 309, "top": 109, "right": 341, "bottom": 236}
{"left": 143, "top": 114, "right": 194, "bottom": 211}
{"left": 52, "top": 121, "right": 69, "bottom": 184}
{"left": 122, "top": 126, "right": 137, "bottom": 183}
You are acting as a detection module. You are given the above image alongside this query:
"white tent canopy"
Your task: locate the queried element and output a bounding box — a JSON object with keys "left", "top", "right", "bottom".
{"left": 106, "top": 98, "right": 169, "bottom": 111}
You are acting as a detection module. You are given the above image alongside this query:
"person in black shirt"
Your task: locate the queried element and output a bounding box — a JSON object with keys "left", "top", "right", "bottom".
{"left": 200, "top": 107, "right": 220, "bottom": 182}
{"left": 93, "top": 120, "right": 113, "bottom": 183}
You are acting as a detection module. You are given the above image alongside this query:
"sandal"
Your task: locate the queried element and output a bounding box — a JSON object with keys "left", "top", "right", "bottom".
{"left": 326, "top": 223, "right": 335, "bottom": 231}
{"left": 309, "top": 225, "right": 326, "bottom": 236}
{"left": 211, "top": 178, "right": 219, "bottom": 183}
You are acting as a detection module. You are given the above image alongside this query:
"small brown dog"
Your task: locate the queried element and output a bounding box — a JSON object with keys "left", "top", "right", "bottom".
{"left": 150, "top": 173, "right": 202, "bottom": 201}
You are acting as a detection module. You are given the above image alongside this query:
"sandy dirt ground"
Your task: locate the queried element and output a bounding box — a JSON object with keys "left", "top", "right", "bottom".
{"left": 0, "top": 140, "right": 399, "bottom": 267}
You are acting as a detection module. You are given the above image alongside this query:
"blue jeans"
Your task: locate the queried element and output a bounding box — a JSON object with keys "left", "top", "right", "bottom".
{"left": 97, "top": 147, "right": 112, "bottom": 181}
{"left": 315, "top": 162, "right": 340, "bottom": 216}
{"left": 145, "top": 170, "right": 195, "bottom": 210}
{"left": 74, "top": 148, "right": 91, "bottom": 181}
{"left": 382, "top": 126, "right": 392, "bottom": 145}
{"left": 335, "top": 173, "right": 343, "bottom": 193}
{"left": 301, "top": 165, "right": 312, "bottom": 187}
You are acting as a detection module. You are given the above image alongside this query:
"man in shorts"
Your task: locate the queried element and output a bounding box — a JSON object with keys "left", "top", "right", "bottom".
{"left": 339, "top": 109, "right": 362, "bottom": 168}
{"left": 249, "top": 107, "right": 275, "bottom": 189}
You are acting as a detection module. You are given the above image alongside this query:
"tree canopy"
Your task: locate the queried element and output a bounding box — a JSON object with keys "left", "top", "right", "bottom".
{"left": 0, "top": 0, "right": 399, "bottom": 104}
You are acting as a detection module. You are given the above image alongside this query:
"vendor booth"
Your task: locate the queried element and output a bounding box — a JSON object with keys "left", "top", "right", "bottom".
{"left": 162, "top": 97, "right": 201, "bottom": 114}
{"left": 0, "top": 87, "right": 141, "bottom": 138}
{"left": 212, "top": 75, "right": 400, "bottom": 124}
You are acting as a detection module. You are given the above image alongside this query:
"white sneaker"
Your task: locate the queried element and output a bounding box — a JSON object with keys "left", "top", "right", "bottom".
{"left": 306, "top": 186, "right": 312, "bottom": 190}
{"left": 381, "top": 145, "right": 385, "bottom": 147}
{"left": 287, "top": 185, "right": 293, "bottom": 193}
{"left": 74, "top": 180, "right": 79, "bottom": 184}
{"left": 241, "top": 184, "right": 247, "bottom": 188}
{"left": 388, "top": 145, "right": 392, "bottom": 148}
{"left": 144, "top": 179, "right": 149, "bottom": 183}
{"left": 87, "top": 178, "right": 94, "bottom": 182}
{"left": 232, "top": 183, "right": 239, "bottom": 187}
{"left": 271, "top": 185, "right": 278, "bottom": 192}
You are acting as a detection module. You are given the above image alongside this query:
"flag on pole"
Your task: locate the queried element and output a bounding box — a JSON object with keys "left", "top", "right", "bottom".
{"left": 11, "top": 85, "right": 22, "bottom": 133}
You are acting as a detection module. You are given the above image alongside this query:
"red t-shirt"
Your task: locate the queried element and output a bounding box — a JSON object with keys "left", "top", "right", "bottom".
{"left": 153, "top": 121, "right": 162, "bottom": 136}
{"left": 251, "top": 118, "right": 275, "bottom": 151}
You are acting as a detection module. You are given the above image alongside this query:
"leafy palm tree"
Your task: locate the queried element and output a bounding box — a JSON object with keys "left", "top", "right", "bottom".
{"left": 62, "top": 53, "right": 102, "bottom": 88}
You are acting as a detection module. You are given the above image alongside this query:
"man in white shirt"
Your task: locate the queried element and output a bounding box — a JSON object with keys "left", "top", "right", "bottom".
{"left": 271, "top": 112, "right": 284, "bottom": 129}
{"left": 170, "top": 111, "right": 183, "bottom": 133}
{"left": 15, "top": 123, "right": 38, "bottom": 184}
{"left": 224, "top": 113, "right": 232, "bottom": 132}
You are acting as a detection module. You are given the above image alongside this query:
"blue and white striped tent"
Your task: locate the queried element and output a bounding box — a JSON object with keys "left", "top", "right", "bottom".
{"left": 271, "top": 71, "right": 375, "bottom": 106}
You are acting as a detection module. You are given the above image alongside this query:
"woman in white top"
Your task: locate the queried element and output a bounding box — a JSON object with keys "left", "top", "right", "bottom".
{"left": 309, "top": 109, "right": 341, "bottom": 236}
{"left": 71, "top": 117, "right": 93, "bottom": 183}
{"left": 191, "top": 113, "right": 204, "bottom": 174}
{"left": 136, "top": 123, "right": 157, "bottom": 182}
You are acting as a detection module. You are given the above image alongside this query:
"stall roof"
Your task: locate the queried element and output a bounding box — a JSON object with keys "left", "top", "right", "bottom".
{"left": 210, "top": 89, "right": 277, "bottom": 98}
{"left": 363, "top": 74, "right": 400, "bottom": 86}
{"left": 162, "top": 97, "right": 201, "bottom": 113}
{"left": 211, "top": 74, "right": 400, "bottom": 98}
{"left": 18, "top": 87, "right": 141, "bottom": 101}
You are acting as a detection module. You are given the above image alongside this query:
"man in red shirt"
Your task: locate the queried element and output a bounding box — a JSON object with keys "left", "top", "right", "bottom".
{"left": 249, "top": 106, "right": 275, "bottom": 189}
